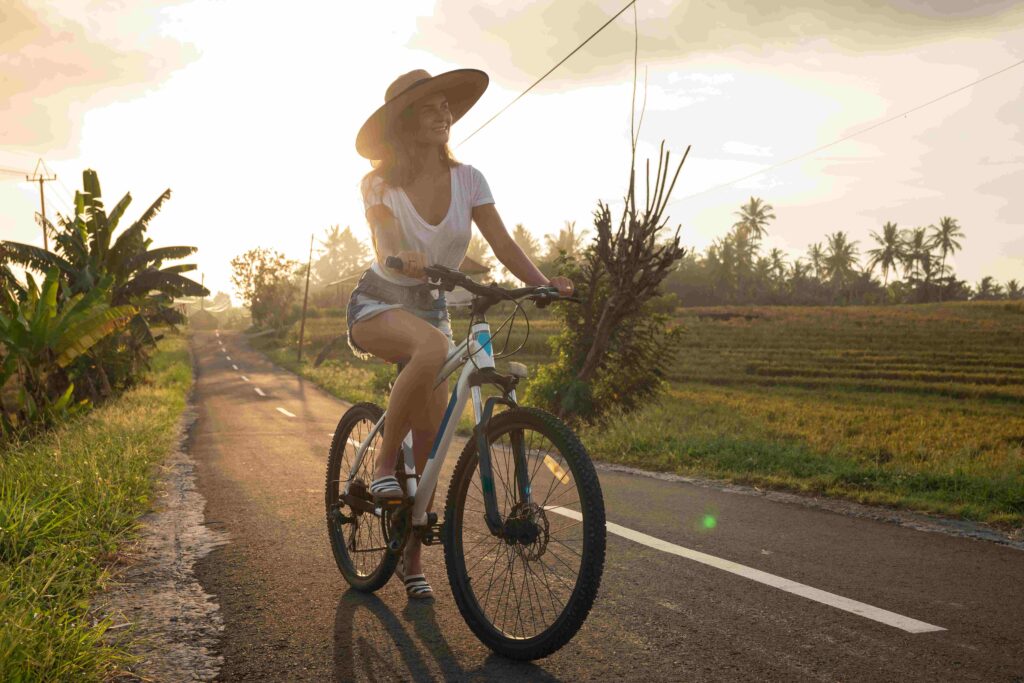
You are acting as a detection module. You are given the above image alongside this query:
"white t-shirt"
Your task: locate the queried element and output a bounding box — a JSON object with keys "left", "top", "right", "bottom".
{"left": 361, "top": 164, "right": 494, "bottom": 285}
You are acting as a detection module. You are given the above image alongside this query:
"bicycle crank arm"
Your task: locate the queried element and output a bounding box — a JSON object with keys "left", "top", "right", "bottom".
{"left": 339, "top": 492, "right": 379, "bottom": 515}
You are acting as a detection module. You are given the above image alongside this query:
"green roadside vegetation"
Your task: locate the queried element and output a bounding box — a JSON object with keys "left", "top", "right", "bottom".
{"left": 0, "top": 336, "right": 192, "bottom": 680}
{"left": 250, "top": 300, "right": 1023, "bottom": 530}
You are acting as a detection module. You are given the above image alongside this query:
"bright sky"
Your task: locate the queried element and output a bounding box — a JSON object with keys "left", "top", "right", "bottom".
{"left": 2, "top": 0, "right": 1023, "bottom": 299}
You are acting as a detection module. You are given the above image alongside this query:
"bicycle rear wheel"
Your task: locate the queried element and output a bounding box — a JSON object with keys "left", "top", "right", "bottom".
{"left": 442, "top": 407, "right": 606, "bottom": 660}
{"left": 326, "top": 402, "right": 398, "bottom": 592}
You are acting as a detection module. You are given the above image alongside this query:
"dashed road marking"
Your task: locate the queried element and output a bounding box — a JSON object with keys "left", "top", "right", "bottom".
{"left": 547, "top": 506, "right": 945, "bottom": 634}
{"left": 241, "top": 376, "right": 250, "bottom": 382}
{"left": 232, "top": 364, "right": 239, "bottom": 371}
{"left": 226, "top": 355, "right": 232, "bottom": 361}
{"left": 254, "top": 387, "right": 266, "bottom": 397}
{"left": 276, "top": 407, "right": 296, "bottom": 418}
{"left": 215, "top": 331, "right": 220, "bottom": 337}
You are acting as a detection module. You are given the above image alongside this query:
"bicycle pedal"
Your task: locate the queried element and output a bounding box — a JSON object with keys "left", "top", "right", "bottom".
{"left": 419, "top": 522, "right": 445, "bottom": 546}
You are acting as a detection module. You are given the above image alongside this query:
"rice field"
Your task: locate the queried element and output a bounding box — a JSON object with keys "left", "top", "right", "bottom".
{"left": 588, "top": 301, "right": 1024, "bottom": 528}
{"left": 261, "top": 301, "right": 1024, "bottom": 528}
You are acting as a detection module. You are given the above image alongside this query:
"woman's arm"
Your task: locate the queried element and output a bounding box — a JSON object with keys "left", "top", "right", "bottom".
{"left": 366, "top": 205, "right": 426, "bottom": 278}
{"left": 472, "top": 204, "right": 570, "bottom": 292}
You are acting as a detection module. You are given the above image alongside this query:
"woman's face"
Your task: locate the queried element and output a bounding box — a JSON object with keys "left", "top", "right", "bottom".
{"left": 409, "top": 93, "right": 452, "bottom": 147}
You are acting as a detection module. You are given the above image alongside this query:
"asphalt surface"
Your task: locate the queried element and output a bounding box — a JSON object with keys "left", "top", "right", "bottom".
{"left": 190, "top": 331, "right": 1024, "bottom": 682}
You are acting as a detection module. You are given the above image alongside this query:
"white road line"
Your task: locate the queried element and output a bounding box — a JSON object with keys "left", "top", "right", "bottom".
{"left": 226, "top": 355, "right": 232, "bottom": 361}
{"left": 547, "top": 506, "right": 945, "bottom": 634}
{"left": 276, "top": 407, "right": 296, "bottom": 418}
{"left": 215, "top": 331, "right": 220, "bottom": 337}
{"left": 241, "top": 376, "right": 250, "bottom": 382}
{"left": 254, "top": 387, "right": 266, "bottom": 397}
{"left": 232, "top": 364, "right": 239, "bottom": 371}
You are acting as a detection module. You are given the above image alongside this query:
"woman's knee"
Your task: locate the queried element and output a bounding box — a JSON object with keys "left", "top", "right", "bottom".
{"left": 410, "top": 329, "right": 449, "bottom": 370}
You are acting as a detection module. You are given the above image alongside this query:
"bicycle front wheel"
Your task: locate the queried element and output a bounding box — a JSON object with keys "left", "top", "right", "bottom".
{"left": 442, "top": 407, "right": 606, "bottom": 660}
{"left": 326, "top": 402, "right": 398, "bottom": 592}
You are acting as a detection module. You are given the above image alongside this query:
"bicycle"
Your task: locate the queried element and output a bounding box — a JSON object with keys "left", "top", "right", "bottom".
{"left": 325, "top": 258, "right": 606, "bottom": 661}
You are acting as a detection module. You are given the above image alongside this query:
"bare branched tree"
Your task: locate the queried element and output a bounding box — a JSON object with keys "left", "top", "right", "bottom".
{"left": 574, "top": 142, "right": 689, "bottom": 385}
{"left": 527, "top": 4, "right": 691, "bottom": 420}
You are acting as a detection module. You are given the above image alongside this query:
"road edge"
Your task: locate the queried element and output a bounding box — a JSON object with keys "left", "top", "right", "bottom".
{"left": 99, "top": 342, "right": 230, "bottom": 681}
{"left": 595, "top": 462, "right": 1024, "bottom": 551}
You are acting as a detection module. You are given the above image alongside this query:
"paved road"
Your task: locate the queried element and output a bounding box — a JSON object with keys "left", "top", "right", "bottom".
{"left": 190, "top": 331, "right": 1024, "bottom": 682}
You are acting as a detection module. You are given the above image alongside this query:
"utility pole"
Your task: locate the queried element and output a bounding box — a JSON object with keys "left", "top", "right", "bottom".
{"left": 200, "top": 273, "right": 206, "bottom": 311}
{"left": 26, "top": 159, "right": 56, "bottom": 251}
{"left": 297, "top": 234, "right": 314, "bottom": 364}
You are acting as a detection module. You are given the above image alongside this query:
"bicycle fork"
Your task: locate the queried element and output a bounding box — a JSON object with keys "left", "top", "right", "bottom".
{"left": 474, "top": 391, "right": 531, "bottom": 536}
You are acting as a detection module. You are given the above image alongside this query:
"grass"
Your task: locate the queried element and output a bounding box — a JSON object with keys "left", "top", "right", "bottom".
{"left": 253, "top": 300, "right": 1024, "bottom": 529}
{"left": 0, "top": 335, "right": 192, "bottom": 681}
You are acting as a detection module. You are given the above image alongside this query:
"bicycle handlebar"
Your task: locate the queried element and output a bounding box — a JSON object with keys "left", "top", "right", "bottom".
{"left": 384, "top": 256, "right": 581, "bottom": 306}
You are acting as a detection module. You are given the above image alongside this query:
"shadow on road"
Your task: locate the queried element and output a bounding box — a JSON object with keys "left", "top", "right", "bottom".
{"left": 333, "top": 589, "right": 565, "bottom": 682}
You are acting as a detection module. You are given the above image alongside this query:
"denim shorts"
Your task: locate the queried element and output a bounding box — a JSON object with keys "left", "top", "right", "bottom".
{"left": 345, "top": 281, "right": 452, "bottom": 361}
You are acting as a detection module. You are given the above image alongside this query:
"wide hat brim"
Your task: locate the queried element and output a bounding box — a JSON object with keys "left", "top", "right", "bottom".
{"left": 356, "top": 69, "right": 489, "bottom": 160}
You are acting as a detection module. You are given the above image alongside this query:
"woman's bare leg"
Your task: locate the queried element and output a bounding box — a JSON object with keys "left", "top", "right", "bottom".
{"left": 404, "top": 382, "right": 446, "bottom": 575}
{"left": 349, "top": 309, "right": 450, "bottom": 484}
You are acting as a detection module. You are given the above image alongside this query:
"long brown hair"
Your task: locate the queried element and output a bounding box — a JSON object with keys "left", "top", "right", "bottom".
{"left": 365, "top": 103, "right": 459, "bottom": 189}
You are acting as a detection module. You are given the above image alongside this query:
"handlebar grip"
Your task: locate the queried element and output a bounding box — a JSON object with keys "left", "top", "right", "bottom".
{"left": 384, "top": 256, "right": 403, "bottom": 270}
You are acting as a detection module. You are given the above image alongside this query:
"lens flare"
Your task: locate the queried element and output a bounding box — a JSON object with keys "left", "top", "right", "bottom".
{"left": 701, "top": 514, "right": 717, "bottom": 530}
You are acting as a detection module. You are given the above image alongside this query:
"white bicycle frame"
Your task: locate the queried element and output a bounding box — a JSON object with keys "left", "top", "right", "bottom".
{"left": 342, "top": 321, "right": 512, "bottom": 526}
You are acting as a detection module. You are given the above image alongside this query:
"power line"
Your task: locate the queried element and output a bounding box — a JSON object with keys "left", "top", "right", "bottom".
{"left": 456, "top": 0, "right": 637, "bottom": 148}
{"left": 670, "top": 57, "right": 1024, "bottom": 205}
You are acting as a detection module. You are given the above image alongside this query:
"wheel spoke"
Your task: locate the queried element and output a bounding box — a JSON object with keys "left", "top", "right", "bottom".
{"left": 453, "top": 413, "right": 600, "bottom": 643}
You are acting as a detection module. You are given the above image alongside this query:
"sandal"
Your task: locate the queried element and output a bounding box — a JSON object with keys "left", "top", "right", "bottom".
{"left": 402, "top": 574, "right": 434, "bottom": 600}
{"left": 396, "top": 551, "right": 434, "bottom": 600}
{"left": 369, "top": 475, "right": 403, "bottom": 501}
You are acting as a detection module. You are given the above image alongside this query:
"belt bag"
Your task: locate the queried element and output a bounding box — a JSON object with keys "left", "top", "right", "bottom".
{"left": 357, "top": 269, "right": 441, "bottom": 312}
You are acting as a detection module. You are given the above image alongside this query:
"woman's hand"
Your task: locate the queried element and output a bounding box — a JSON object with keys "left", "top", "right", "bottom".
{"left": 548, "top": 276, "right": 574, "bottom": 297}
{"left": 392, "top": 250, "right": 427, "bottom": 279}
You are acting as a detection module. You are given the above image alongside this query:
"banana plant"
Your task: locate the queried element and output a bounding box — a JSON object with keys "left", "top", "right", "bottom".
{"left": 0, "top": 269, "right": 135, "bottom": 434}
{"left": 0, "top": 169, "right": 207, "bottom": 388}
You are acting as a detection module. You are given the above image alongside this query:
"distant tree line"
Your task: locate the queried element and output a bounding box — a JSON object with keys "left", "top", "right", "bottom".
{"left": 231, "top": 195, "right": 1020, "bottom": 331}
{"left": 664, "top": 197, "right": 1021, "bottom": 306}
{"left": 230, "top": 220, "right": 597, "bottom": 328}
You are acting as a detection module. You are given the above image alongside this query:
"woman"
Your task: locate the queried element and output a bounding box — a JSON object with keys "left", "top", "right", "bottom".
{"left": 348, "top": 68, "right": 573, "bottom": 599}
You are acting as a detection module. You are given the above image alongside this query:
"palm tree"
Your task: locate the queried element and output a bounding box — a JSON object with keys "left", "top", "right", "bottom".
{"left": 732, "top": 197, "right": 775, "bottom": 242}
{"left": 928, "top": 217, "right": 964, "bottom": 301}
{"left": 314, "top": 225, "right": 369, "bottom": 285}
{"left": 767, "top": 248, "right": 787, "bottom": 283}
{"left": 512, "top": 224, "right": 541, "bottom": 263}
{"left": 866, "top": 221, "right": 903, "bottom": 287}
{"left": 824, "top": 231, "right": 860, "bottom": 301}
{"left": 542, "top": 221, "right": 588, "bottom": 262}
{"left": 900, "top": 227, "right": 931, "bottom": 282}
{"left": 806, "top": 242, "right": 825, "bottom": 281}
{"left": 465, "top": 234, "right": 495, "bottom": 272}
{"left": 974, "top": 276, "right": 1003, "bottom": 300}
{"left": 1006, "top": 279, "right": 1022, "bottom": 300}
{"left": 790, "top": 258, "right": 811, "bottom": 281}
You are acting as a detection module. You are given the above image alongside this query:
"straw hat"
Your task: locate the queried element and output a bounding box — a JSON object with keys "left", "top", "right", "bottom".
{"left": 356, "top": 68, "right": 489, "bottom": 160}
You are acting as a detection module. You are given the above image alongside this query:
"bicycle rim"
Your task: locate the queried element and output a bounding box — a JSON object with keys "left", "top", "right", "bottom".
{"left": 326, "top": 403, "right": 396, "bottom": 590}
{"left": 444, "top": 407, "right": 605, "bottom": 659}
